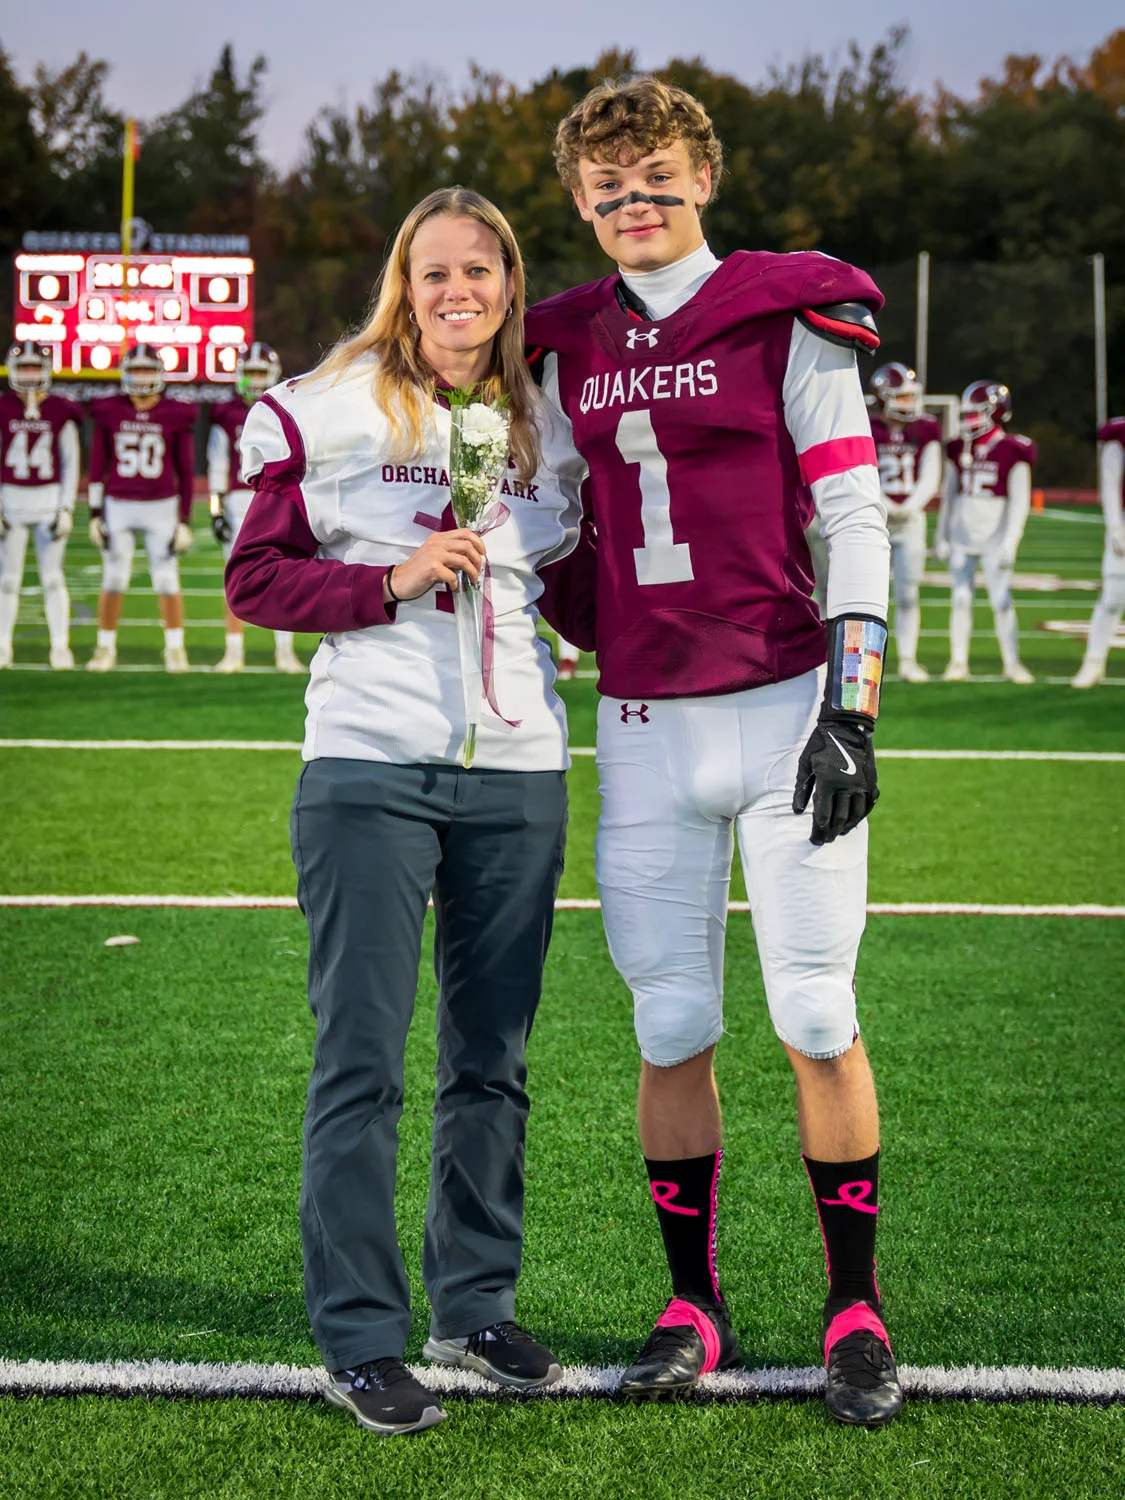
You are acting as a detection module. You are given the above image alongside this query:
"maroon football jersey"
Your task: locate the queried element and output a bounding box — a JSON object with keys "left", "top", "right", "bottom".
{"left": 1099, "top": 419, "right": 1125, "bottom": 507}
{"left": 0, "top": 392, "right": 83, "bottom": 490}
{"left": 88, "top": 395, "right": 197, "bottom": 517}
{"left": 211, "top": 397, "right": 249, "bottom": 454}
{"left": 870, "top": 415, "right": 943, "bottom": 510}
{"left": 526, "top": 251, "right": 882, "bottom": 699}
{"left": 946, "top": 429, "right": 1037, "bottom": 499}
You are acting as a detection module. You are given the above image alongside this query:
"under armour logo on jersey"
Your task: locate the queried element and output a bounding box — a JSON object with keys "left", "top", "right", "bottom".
{"left": 620, "top": 702, "right": 650, "bottom": 723}
{"left": 625, "top": 327, "right": 660, "bottom": 349}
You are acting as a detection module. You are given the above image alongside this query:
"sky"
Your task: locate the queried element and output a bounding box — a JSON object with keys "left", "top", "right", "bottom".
{"left": 7, "top": 1, "right": 1121, "bottom": 169}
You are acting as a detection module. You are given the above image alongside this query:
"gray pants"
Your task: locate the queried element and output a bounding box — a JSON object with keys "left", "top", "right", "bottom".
{"left": 291, "top": 758, "right": 567, "bottom": 1371}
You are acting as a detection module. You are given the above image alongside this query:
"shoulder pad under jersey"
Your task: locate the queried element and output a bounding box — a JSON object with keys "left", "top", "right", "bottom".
{"left": 797, "top": 301, "right": 880, "bottom": 354}
{"left": 525, "top": 345, "right": 548, "bottom": 388}
{"left": 1006, "top": 432, "right": 1037, "bottom": 466}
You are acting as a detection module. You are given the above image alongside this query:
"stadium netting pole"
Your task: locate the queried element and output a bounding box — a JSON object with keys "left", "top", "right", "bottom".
{"left": 915, "top": 250, "right": 930, "bottom": 390}
{"left": 1093, "top": 253, "right": 1107, "bottom": 432}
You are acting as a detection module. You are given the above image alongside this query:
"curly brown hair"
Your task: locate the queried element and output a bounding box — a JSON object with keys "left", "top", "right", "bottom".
{"left": 554, "top": 78, "right": 724, "bottom": 200}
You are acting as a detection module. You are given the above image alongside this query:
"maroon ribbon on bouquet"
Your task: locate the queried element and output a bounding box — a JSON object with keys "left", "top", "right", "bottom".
{"left": 413, "top": 500, "right": 521, "bottom": 728}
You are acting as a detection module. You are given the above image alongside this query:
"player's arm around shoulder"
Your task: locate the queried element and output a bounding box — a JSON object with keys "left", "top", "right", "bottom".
{"left": 526, "top": 349, "right": 597, "bottom": 652}
{"left": 785, "top": 301, "right": 890, "bottom": 846}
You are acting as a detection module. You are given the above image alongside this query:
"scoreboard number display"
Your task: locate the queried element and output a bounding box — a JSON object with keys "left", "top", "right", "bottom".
{"left": 13, "top": 248, "right": 256, "bottom": 384}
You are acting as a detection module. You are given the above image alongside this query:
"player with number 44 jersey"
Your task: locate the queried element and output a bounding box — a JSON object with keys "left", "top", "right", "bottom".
{"left": 530, "top": 78, "right": 900, "bottom": 1428}
{"left": 86, "top": 344, "right": 197, "bottom": 672}
{"left": 0, "top": 341, "right": 82, "bottom": 669}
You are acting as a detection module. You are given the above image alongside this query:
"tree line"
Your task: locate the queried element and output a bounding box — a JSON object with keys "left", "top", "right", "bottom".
{"left": 2, "top": 28, "right": 1123, "bottom": 482}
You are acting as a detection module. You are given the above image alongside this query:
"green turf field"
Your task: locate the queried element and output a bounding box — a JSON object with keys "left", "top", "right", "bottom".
{"left": 1, "top": 509, "right": 1123, "bottom": 1497}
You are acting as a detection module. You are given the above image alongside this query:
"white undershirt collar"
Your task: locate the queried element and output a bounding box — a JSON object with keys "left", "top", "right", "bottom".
{"left": 620, "top": 242, "right": 722, "bottom": 322}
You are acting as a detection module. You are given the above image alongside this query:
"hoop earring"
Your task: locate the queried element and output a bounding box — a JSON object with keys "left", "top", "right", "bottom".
{"left": 505, "top": 305, "right": 513, "bottom": 319}
{"left": 408, "top": 311, "right": 417, "bottom": 324}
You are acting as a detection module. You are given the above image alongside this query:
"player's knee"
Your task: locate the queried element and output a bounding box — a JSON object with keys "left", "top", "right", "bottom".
{"left": 633, "top": 975, "right": 723, "bottom": 1068}
{"left": 0, "top": 570, "right": 20, "bottom": 598}
{"left": 897, "top": 582, "right": 920, "bottom": 610}
{"left": 1102, "top": 580, "right": 1125, "bottom": 612}
{"left": 41, "top": 569, "right": 66, "bottom": 595}
{"left": 102, "top": 560, "right": 130, "bottom": 591}
{"left": 768, "top": 969, "right": 857, "bottom": 1060}
{"left": 151, "top": 560, "right": 180, "bottom": 595}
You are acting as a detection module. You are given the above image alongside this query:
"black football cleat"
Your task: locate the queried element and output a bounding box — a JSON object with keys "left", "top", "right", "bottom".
{"left": 618, "top": 1295, "right": 742, "bottom": 1401}
{"left": 823, "top": 1298, "right": 903, "bottom": 1428}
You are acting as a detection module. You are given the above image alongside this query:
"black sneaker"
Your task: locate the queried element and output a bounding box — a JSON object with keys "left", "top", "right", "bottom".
{"left": 823, "top": 1298, "right": 903, "bottom": 1428}
{"left": 423, "top": 1322, "right": 563, "bottom": 1390}
{"left": 618, "top": 1295, "right": 742, "bottom": 1401}
{"left": 325, "top": 1359, "right": 446, "bottom": 1435}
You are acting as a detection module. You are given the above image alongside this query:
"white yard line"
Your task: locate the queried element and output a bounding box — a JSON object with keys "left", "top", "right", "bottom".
{"left": 3, "top": 663, "right": 286, "bottom": 673}
{"left": 1, "top": 1356, "right": 1122, "bottom": 1405}
{"left": 3, "top": 896, "right": 1123, "bottom": 917}
{"left": 3, "top": 742, "right": 1123, "bottom": 761}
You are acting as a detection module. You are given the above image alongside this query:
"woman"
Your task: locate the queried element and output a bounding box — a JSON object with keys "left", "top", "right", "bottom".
{"left": 226, "top": 188, "right": 587, "bottom": 1437}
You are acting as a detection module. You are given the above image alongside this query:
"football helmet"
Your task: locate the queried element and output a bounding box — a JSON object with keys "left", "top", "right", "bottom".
{"left": 7, "top": 340, "right": 53, "bottom": 396}
{"left": 870, "top": 362, "right": 922, "bottom": 421}
{"left": 236, "top": 342, "right": 281, "bottom": 400}
{"left": 120, "top": 343, "right": 167, "bottom": 397}
{"left": 960, "top": 380, "right": 1011, "bottom": 440}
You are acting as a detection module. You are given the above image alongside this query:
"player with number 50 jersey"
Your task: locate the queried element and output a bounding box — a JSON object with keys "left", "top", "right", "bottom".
{"left": 86, "top": 344, "right": 198, "bottom": 672}
{"left": 528, "top": 77, "right": 901, "bottom": 1429}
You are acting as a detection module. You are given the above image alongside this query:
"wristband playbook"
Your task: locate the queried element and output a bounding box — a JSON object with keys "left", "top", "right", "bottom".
{"left": 828, "top": 615, "right": 888, "bottom": 720}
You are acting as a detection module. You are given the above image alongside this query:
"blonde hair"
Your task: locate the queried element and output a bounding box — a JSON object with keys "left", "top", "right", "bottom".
{"left": 555, "top": 78, "right": 724, "bottom": 200}
{"left": 314, "top": 187, "right": 540, "bottom": 481}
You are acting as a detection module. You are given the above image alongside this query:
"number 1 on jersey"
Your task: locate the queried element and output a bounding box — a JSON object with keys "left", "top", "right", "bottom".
{"left": 615, "top": 408, "right": 694, "bottom": 586}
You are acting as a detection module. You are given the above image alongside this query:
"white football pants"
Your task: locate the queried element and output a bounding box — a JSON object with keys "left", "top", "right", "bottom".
{"left": 1078, "top": 538, "right": 1125, "bottom": 672}
{"left": 101, "top": 497, "right": 181, "bottom": 596}
{"left": 595, "top": 669, "right": 867, "bottom": 1066}
{"left": 0, "top": 521, "right": 70, "bottom": 651}
{"left": 948, "top": 547, "right": 1021, "bottom": 671}
{"left": 889, "top": 514, "right": 926, "bottom": 664}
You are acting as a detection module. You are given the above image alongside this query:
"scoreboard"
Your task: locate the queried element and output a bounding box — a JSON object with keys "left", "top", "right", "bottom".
{"left": 13, "top": 245, "right": 256, "bottom": 385}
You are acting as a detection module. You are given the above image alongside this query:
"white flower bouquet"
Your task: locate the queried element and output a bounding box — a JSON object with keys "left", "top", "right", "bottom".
{"left": 448, "top": 390, "right": 512, "bottom": 767}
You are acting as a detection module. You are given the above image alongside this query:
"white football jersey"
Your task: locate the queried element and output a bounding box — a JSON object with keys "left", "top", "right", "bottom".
{"left": 239, "top": 358, "right": 587, "bottom": 770}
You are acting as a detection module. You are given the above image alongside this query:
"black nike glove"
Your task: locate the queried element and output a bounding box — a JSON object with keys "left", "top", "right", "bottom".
{"left": 793, "top": 714, "right": 878, "bottom": 845}
{"left": 792, "top": 615, "right": 887, "bottom": 846}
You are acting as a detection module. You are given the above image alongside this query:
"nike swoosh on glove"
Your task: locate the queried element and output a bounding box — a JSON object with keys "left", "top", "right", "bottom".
{"left": 792, "top": 715, "right": 878, "bottom": 845}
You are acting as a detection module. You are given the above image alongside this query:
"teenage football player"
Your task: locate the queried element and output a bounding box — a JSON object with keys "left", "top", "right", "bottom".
{"left": 527, "top": 79, "right": 900, "bottom": 1427}
{"left": 209, "top": 343, "right": 302, "bottom": 673}
{"left": 869, "top": 363, "right": 943, "bottom": 681}
{"left": 936, "top": 381, "right": 1035, "bottom": 683}
{"left": 1071, "top": 417, "right": 1125, "bottom": 688}
{"left": 0, "top": 342, "right": 82, "bottom": 669}
{"left": 86, "top": 344, "right": 198, "bottom": 672}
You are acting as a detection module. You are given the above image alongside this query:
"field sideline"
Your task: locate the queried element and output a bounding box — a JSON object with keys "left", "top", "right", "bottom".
{"left": 1, "top": 509, "right": 1123, "bottom": 1497}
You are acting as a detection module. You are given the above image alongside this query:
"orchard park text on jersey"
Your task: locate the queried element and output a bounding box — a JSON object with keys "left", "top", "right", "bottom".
{"left": 380, "top": 466, "right": 540, "bottom": 502}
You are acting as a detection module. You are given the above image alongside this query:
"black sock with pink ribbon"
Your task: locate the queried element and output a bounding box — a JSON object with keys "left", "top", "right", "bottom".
{"left": 803, "top": 1149, "right": 881, "bottom": 1305}
{"left": 644, "top": 1151, "right": 723, "bottom": 1306}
